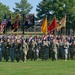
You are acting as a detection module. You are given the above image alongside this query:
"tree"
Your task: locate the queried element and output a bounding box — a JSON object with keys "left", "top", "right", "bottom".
{"left": 36, "top": 0, "right": 75, "bottom": 29}
{"left": 0, "top": 2, "right": 11, "bottom": 22}
{"left": 13, "top": 0, "right": 33, "bottom": 16}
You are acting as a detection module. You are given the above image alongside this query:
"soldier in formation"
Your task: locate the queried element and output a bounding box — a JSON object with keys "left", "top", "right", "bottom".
{"left": 0, "top": 34, "right": 75, "bottom": 62}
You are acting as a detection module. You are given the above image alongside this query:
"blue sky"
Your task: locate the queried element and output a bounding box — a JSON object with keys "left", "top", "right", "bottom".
{"left": 0, "top": 0, "right": 42, "bottom": 15}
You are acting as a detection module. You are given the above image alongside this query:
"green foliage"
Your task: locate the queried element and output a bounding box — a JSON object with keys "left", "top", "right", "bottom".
{"left": 36, "top": 0, "right": 75, "bottom": 29}
{"left": 0, "top": 2, "right": 11, "bottom": 22}
{"left": 13, "top": 0, "right": 33, "bottom": 16}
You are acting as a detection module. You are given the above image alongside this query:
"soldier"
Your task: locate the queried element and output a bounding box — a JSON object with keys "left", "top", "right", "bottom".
{"left": 58, "top": 39, "right": 63, "bottom": 59}
{"left": 15, "top": 39, "right": 21, "bottom": 62}
{"left": 22, "top": 40, "right": 29, "bottom": 62}
{"left": 10, "top": 39, "right": 15, "bottom": 62}
{"left": 51, "top": 39, "right": 58, "bottom": 61}
{"left": 27, "top": 40, "right": 33, "bottom": 60}
{"left": 70, "top": 40, "right": 75, "bottom": 60}
{"left": 38, "top": 39, "right": 43, "bottom": 59}
{"left": 4, "top": 39, "right": 10, "bottom": 62}
{"left": 63, "top": 39, "right": 69, "bottom": 61}
{"left": 32, "top": 39, "right": 37, "bottom": 61}
{"left": 49, "top": 38, "right": 53, "bottom": 58}
{"left": 42, "top": 39, "right": 49, "bottom": 60}
{"left": 37, "top": 38, "right": 42, "bottom": 59}
{"left": 0, "top": 39, "right": 3, "bottom": 61}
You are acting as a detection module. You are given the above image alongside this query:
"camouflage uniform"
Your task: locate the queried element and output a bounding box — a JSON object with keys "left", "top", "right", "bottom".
{"left": 70, "top": 41, "right": 75, "bottom": 60}
{"left": 32, "top": 39, "right": 37, "bottom": 61}
{"left": 15, "top": 40, "right": 21, "bottom": 62}
{"left": 51, "top": 39, "right": 58, "bottom": 61}
{"left": 42, "top": 40, "right": 49, "bottom": 60}
{"left": 22, "top": 40, "right": 29, "bottom": 62}
{"left": 63, "top": 39, "right": 69, "bottom": 60}
{"left": 10, "top": 39, "right": 15, "bottom": 62}
{"left": 58, "top": 39, "right": 63, "bottom": 59}
{"left": 4, "top": 40, "right": 10, "bottom": 62}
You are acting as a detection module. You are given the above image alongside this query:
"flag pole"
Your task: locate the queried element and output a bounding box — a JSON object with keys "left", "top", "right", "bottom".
{"left": 65, "top": 13, "right": 66, "bottom": 35}
{"left": 33, "top": 14, "right": 36, "bottom": 36}
{"left": 63, "top": 13, "right": 66, "bottom": 35}
{"left": 46, "top": 15, "right": 48, "bottom": 35}
{"left": 54, "top": 15, "right": 57, "bottom": 35}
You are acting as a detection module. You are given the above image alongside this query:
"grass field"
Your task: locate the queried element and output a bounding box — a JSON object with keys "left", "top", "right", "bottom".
{"left": 0, "top": 59, "right": 75, "bottom": 75}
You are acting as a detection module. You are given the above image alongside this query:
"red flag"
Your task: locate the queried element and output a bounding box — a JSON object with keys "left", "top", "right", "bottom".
{"left": 48, "top": 17, "right": 57, "bottom": 34}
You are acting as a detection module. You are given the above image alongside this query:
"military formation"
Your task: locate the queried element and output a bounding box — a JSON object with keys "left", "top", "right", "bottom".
{"left": 0, "top": 34, "right": 75, "bottom": 62}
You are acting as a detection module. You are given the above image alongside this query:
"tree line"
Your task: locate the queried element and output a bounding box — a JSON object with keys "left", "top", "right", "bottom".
{"left": 0, "top": 0, "right": 75, "bottom": 30}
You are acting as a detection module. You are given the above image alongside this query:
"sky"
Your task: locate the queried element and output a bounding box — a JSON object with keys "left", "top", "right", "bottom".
{"left": 0, "top": 0, "right": 42, "bottom": 15}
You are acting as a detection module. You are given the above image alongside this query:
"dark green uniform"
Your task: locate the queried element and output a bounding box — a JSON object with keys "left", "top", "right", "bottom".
{"left": 15, "top": 41, "right": 21, "bottom": 62}
{"left": 10, "top": 41, "right": 15, "bottom": 62}
{"left": 42, "top": 40, "right": 49, "bottom": 60}
{"left": 70, "top": 42, "right": 75, "bottom": 60}
{"left": 0, "top": 40, "right": 3, "bottom": 61}
{"left": 4, "top": 41, "right": 10, "bottom": 62}
{"left": 27, "top": 41, "right": 33, "bottom": 60}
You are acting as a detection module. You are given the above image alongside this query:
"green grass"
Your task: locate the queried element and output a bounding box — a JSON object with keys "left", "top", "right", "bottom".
{"left": 0, "top": 59, "right": 75, "bottom": 75}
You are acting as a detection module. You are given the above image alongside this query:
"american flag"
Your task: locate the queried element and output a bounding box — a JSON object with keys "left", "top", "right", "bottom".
{"left": 0, "top": 14, "right": 6, "bottom": 32}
